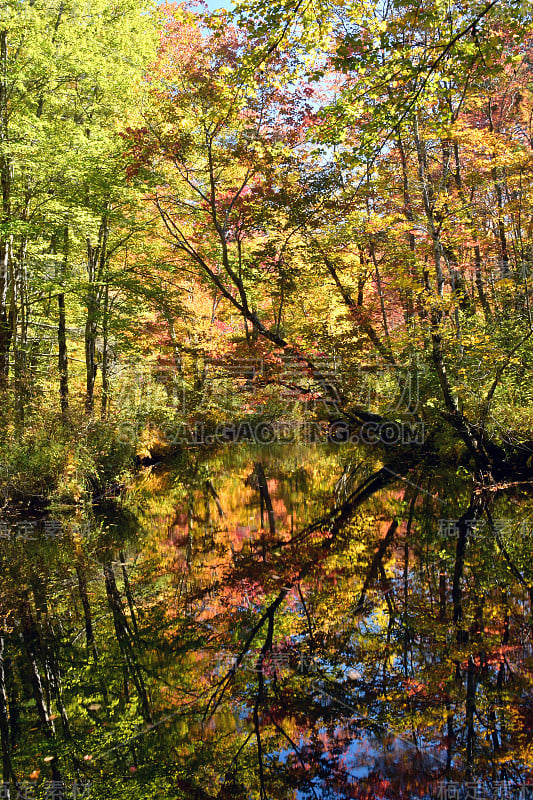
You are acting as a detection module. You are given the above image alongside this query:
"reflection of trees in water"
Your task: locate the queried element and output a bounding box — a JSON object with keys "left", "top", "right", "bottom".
{"left": 0, "top": 445, "right": 532, "bottom": 798}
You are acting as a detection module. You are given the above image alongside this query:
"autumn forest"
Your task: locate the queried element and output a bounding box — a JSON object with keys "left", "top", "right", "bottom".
{"left": 1, "top": 0, "right": 533, "bottom": 797}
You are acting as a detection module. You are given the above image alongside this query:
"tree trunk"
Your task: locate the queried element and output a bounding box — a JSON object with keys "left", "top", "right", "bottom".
{"left": 413, "top": 115, "right": 444, "bottom": 295}
{"left": 101, "top": 282, "right": 109, "bottom": 417}
{"left": 85, "top": 239, "right": 99, "bottom": 414}
{"left": 58, "top": 227, "right": 69, "bottom": 414}
{"left": 452, "top": 496, "right": 486, "bottom": 640}
{"left": 0, "top": 30, "right": 13, "bottom": 389}
{"left": 103, "top": 563, "right": 152, "bottom": 723}
{"left": 255, "top": 463, "right": 276, "bottom": 537}
{"left": 76, "top": 565, "right": 98, "bottom": 662}
{"left": 85, "top": 215, "right": 108, "bottom": 414}
{"left": 18, "top": 599, "right": 55, "bottom": 737}
{"left": 0, "top": 637, "right": 13, "bottom": 786}
{"left": 465, "top": 655, "right": 477, "bottom": 775}
{"left": 119, "top": 552, "right": 139, "bottom": 638}
{"left": 58, "top": 291, "right": 68, "bottom": 414}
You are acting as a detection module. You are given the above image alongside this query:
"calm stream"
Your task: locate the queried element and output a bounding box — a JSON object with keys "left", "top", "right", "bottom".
{"left": 1, "top": 442, "right": 532, "bottom": 799}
